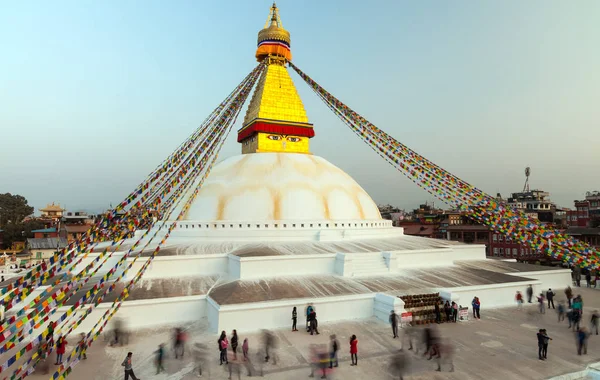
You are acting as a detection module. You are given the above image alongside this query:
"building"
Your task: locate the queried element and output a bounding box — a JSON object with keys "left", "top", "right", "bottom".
{"left": 60, "top": 224, "right": 91, "bottom": 242}
{"left": 31, "top": 227, "right": 59, "bottom": 239}
{"left": 39, "top": 203, "right": 65, "bottom": 222}
{"left": 27, "top": 237, "right": 68, "bottom": 261}
{"left": 62, "top": 211, "right": 93, "bottom": 225}
{"left": 506, "top": 190, "right": 556, "bottom": 223}
{"left": 567, "top": 191, "right": 600, "bottom": 228}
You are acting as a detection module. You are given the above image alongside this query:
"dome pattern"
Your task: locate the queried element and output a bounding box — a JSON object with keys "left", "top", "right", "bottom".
{"left": 183, "top": 153, "right": 382, "bottom": 221}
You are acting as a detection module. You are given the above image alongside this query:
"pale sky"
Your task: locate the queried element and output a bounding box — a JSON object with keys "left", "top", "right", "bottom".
{"left": 1, "top": 1, "right": 599, "bottom": 213}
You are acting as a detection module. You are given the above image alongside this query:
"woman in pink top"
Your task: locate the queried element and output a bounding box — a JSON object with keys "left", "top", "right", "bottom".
{"left": 218, "top": 331, "right": 229, "bottom": 365}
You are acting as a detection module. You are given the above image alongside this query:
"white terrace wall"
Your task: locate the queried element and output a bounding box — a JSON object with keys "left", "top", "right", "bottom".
{"left": 208, "top": 294, "right": 375, "bottom": 333}
{"left": 231, "top": 254, "right": 337, "bottom": 280}
{"left": 506, "top": 269, "right": 572, "bottom": 292}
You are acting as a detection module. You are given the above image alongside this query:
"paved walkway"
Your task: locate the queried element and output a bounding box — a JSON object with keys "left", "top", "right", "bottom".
{"left": 23, "top": 287, "right": 600, "bottom": 380}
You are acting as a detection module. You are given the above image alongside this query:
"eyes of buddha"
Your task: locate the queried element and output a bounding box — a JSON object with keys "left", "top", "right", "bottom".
{"left": 266, "top": 135, "right": 302, "bottom": 143}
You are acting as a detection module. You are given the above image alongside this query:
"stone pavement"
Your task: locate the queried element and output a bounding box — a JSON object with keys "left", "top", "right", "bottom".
{"left": 24, "top": 287, "right": 600, "bottom": 380}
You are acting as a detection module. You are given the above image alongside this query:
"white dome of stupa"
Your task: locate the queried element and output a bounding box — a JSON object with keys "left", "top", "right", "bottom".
{"left": 183, "top": 153, "right": 382, "bottom": 221}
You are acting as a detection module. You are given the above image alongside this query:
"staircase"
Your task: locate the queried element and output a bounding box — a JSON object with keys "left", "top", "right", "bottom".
{"left": 349, "top": 253, "right": 389, "bottom": 277}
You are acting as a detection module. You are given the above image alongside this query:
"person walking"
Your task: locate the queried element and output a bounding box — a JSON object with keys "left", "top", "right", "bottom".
{"left": 78, "top": 333, "right": 87, "bottom": 360}
{"left": 526, "top": 284, "right": 533, "bottom": 303}
{"left": 122, "top": 352, "right": 140, "bottom": 380}
{"left": 55, "top": 336, "right": 68, "bottom": 365}
{"left": 242, "top": 338, "right": 249, "bottom": 361}
{"left": 349, "top": 335, "right": 358, "bottom": 366}
{"left": 557, "top": 301, "right": 566, "bottom": 322}
{"left": 590, "top": 310, "right": 599, "bottom": 335}
{"left": 155, "top": 344, "right": 165, "bottom": 374}
{"left": 515, "top": 291, "right": 523, "bottom": 310}
{"left": 471, "top": 297, "right": 481, "bottom": 319}
{"left": 219, "top": 331, "right": 229, "bottom": 365}
{"left": 231, "top": 330, "right": 239, "bottom": 360}
{"left": 309, "top": 310, "right": 320, "bottom": 335}
{"left": 292, "top": 307, "right": 298, "bottom": 332}
{"left": 585, "top": 272, "right": 592, "bottom": 288}
{"left": 546, "top": 288, "right": 555, "bottom": 309}
{"left": 174, "top": 328, "right": 185, "bottom": 359}
{"left": 389, "top": 310, "right": 399, "bottom": 338}
{"left": 434, "top": 303, "right": 441, "bottom": 324}
{"left": 329, "top": 334, "right": 339, "bottom": 368}
{"left": 306, "top": 304, "right": 314, "bottom": 331}
{"left": 576, "top": 327, "right": 589, "bottom": 355}
{"left": 565, "top": 286, "right": 573, "bottom": 308}
{"left": 538, "top": 293, "right": 546, "bottom": 314}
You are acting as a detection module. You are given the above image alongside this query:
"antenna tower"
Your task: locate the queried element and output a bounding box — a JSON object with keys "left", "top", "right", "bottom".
{"left": 523, "top": 167, "right": 531, "bottom": 192}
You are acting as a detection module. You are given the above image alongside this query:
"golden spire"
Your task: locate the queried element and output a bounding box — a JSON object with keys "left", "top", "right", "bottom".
{"left": 237, "top": 4, "right": 314, "bottom": 155}
{"left": 255, "top": 2, "right": 292, "bottom": 62}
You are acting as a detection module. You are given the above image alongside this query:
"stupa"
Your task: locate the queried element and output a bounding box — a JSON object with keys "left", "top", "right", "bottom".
{"left": 73, "top": 4, "right": 571, "bottom": 333}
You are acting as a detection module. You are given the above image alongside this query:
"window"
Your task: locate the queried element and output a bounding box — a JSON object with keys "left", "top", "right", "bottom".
{"left": 493, "top": 248, "right": 499, "bottom": 256}
{"left": 499, "top": 235, "right": 504, "bottom": 242}
{"left": 499, "top": 248, "right": 504, "bottom": 255}
{"left": 512, "top": 248, "right": 518, "bottom": 256}
{"left": 521, "top": 248, "right": 524, "bottom": 256}
{"left": 493, "top": 234, "right": 497, "bottom": 242}
{"left": 301, "top": 224, "right": 304, "bottom": 228}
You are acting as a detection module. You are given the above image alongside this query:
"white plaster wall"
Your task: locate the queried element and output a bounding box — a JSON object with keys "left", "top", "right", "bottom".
{"left": 507, "top": 270, "right": 572, "bottom": 292}
{"left": 439, "top": 281, "right": 538, "bottom": 310}
{"left": 67, "top": 296, "right": 208, "bottom": 334}
{"left": 211, "top": 294, "right": 375, "bottom": 333}
{"left": 373, "top": 293, "right": 405, "bottom": 323}
{"left": 128, "top": 254, "right": 228, "bottom": 279}
{"left": 235, "top": 254, "right": 336, "bottom": 280}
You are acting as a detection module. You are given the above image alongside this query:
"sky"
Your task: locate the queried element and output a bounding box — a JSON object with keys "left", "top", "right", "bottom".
{"left": 1, "top": 1, "right": 599, "bottom": 213}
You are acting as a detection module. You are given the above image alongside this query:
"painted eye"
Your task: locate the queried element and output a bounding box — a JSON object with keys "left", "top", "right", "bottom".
{"left": 286, "top": 137, "right": 301, "bottom": 143}
{"left": 267, "top": 135, "right": 281, "bottom": 141}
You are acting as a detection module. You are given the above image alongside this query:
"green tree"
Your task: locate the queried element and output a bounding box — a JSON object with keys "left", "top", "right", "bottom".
{"left": 0, "top": 193, "right": 34, "bottom": 227}
{"left": 1, "top": 219, "right": 46, "bottom": 249}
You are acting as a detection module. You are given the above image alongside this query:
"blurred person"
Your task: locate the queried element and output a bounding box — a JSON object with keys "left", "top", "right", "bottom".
{"left": 263, "top": 329, "right": 277, "bottom": 364}
{"left": 576, "top": 327, "right": 589, "bottom": 355}
{"left": 121, "top": 352, "right": 140, "bottom": 380}
{"left": 547, "top": 288, "right": 555, "bottom": 309}
{"left": 231, "top": 329, "right": 239, "bottom": 360}
{"left": 111, "top": 318, "right": 123, "bottom": 347}
{"left": 78, "top": 333, "right": 87, "bottom": 360}
{"left": 390, "top": 310, "right": 399, "bottom": 338}
{"left": 193, "top": 342, "right": 209, "bottom": 378}
{"left": 586, "top": 271, "right": 591, "bottom": 287}
{"left": 538, "top": 293, "right": 546, "bottom": 314}
{"left": 565, "top": 286, "right": 573, "bottom": 307}
{"left": 423, "top": 327, "right": 440, "bottom": 360}
{"left": 590, "top": 310, "right": 599, "bottom": 335}
{"left": 400, "top": 324, "right": 415, "bottom": 352}
{"left": 557, "top": 301, "right": 566, "bottom": 322}
{"left": 435, "top": 339, "right": 455, "bottom": 372}
{"left": 219, "top": 330, "right": 229, "bottom": 365}
{"left": 349, "top": 335, "right": 358, "bottom": 366}
{"left": 309, "top": 310, "right": 320, "bottom": 335}
{"left": 227, "top": 351, "right": 242, "bottom": 380}
{"left": 155, "top": 343, "right": 165, "bottom": 374}
{"left": 242, "top": 337, "right": 249, "bottom": 361}
{"left": 55, "top": 336, "right": 68, "bottom": 365}
{"left": 515, "top": 291, "right": 523, "bottom": 310}
{"left": 292, "top": 306, "right": 298, "bottom": 332}
{"left": 308, "top": 344, "right": 319, "bottom": 378}
{"left": 36, "top": 342, "right": 50, "bottom": 375}
{"left": 434, "top": 303, "right": 441, "bottom": 324}
{"left": 174, "top": 327, "right": 185, "bottom": 359}
{"left": 526, "top": 284, "right": 533, "bottom": 303}
{"left": 329, "top": 334, "right": 339, "bottom": 368}
{"left": 389, "top": 349, "right": 408, "bottom": 379}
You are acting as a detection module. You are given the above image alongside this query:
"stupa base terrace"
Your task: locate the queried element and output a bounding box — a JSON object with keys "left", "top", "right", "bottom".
{"left": 69, "top": 222, "right": 572, "bottom": 334}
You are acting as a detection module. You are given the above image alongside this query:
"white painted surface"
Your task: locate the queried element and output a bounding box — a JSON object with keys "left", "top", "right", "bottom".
{"left": 506, "top": 269, "right": 572, "bottom": 292}
{"left": 211, "top": 294, "right": 375, "bottom": 333}
{"left": 234, "top": 254, "right": 337, "bottom": 279}
{"left": 181, "top": 153, "right": 382, "bottom": 221}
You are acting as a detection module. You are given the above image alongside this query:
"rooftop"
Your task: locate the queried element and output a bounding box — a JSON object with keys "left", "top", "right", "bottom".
{"left": 27, "top": 237, "right": 68, "bottom": 250}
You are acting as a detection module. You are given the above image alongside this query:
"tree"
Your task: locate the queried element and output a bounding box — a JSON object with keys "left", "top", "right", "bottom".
{"left": 0, "top": 193, "right": 34, "bottom": 227}
{"left": 1, "top": 219, "right": 45, "bottom": 249}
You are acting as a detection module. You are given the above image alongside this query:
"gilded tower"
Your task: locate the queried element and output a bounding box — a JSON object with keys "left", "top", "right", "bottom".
{"left": 237, "top": 3, "right": 314, "bottom": 154}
